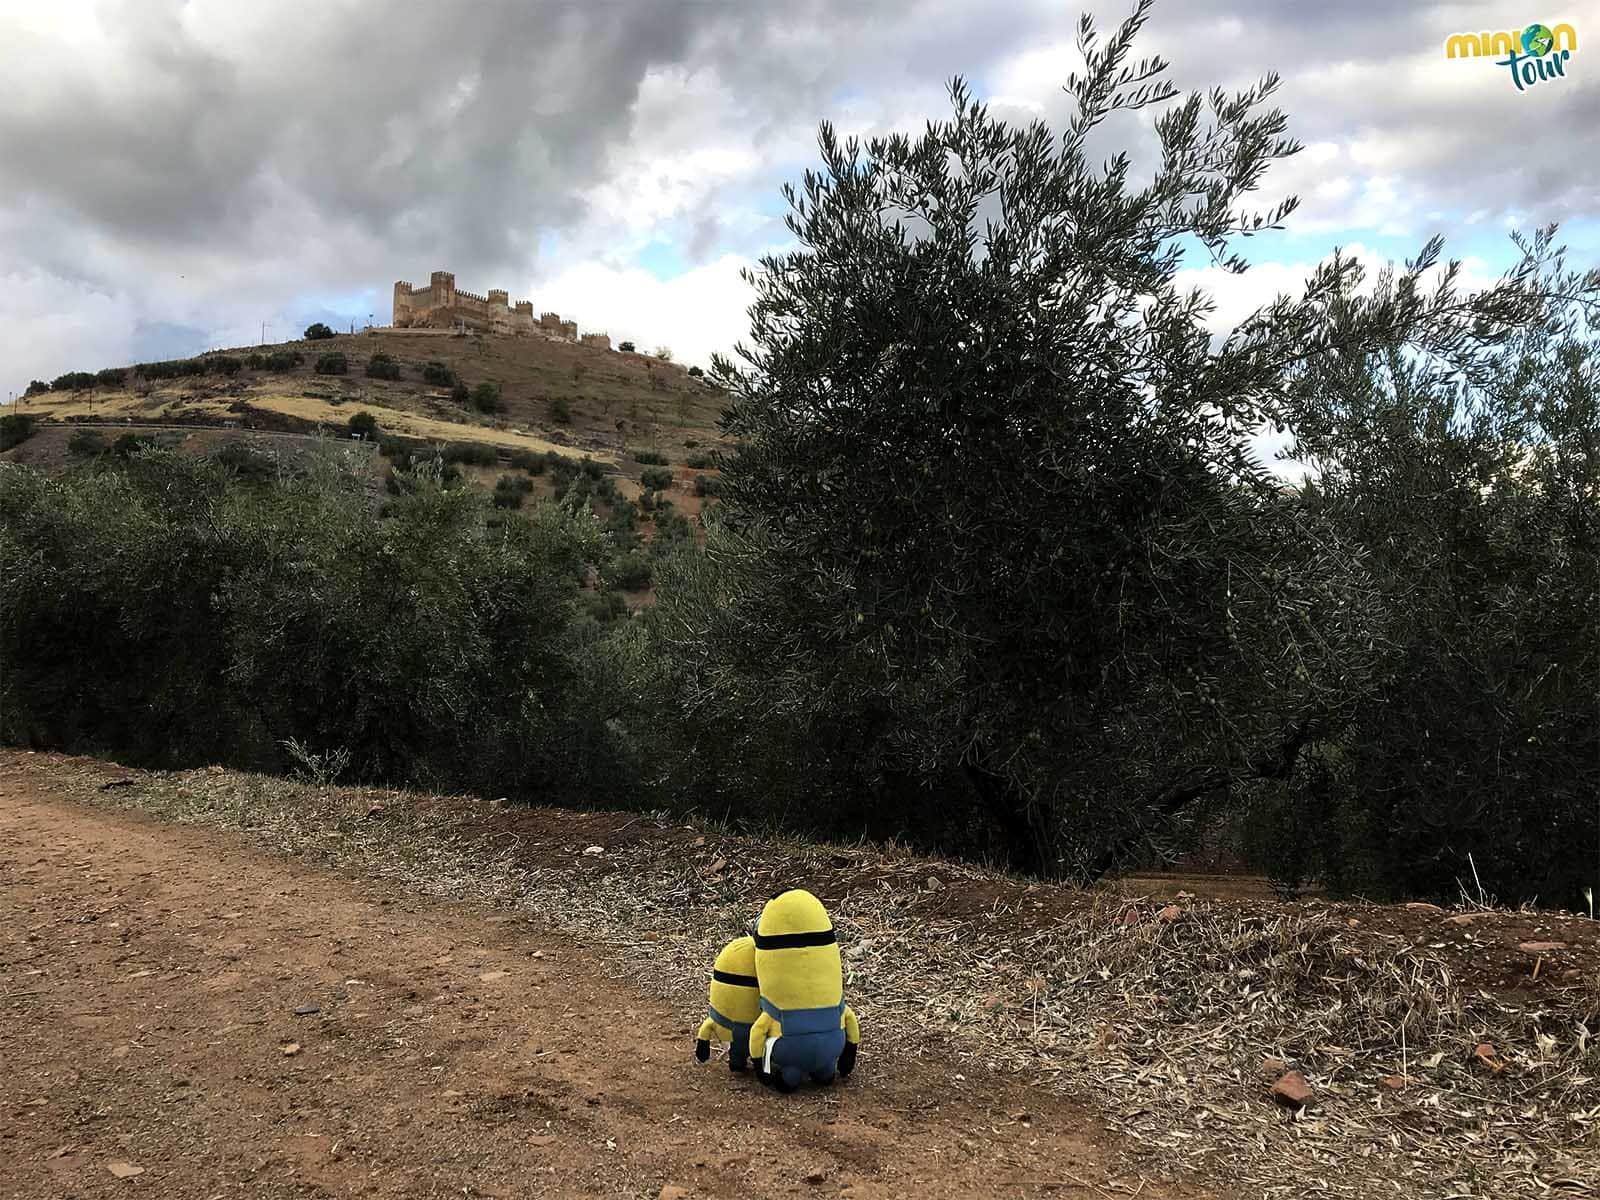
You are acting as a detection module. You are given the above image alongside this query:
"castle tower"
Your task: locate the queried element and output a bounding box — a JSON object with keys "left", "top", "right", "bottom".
{"left": 393, "top": 280, "right": 415, "bottom": 327}
{"left": 430, "top": 270, "right": 456, "bottom": 306}
{"left": 487, "top": 289, "right": 509, "bottom": 307}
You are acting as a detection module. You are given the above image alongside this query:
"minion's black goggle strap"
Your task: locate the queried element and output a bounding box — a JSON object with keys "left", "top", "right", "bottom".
{"left": 749, "top": 927, "right": 838, "bottom": 951}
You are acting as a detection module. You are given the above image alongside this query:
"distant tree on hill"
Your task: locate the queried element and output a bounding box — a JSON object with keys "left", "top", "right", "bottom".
{"left": 68, "top": 429, "right": 106, "bottom": 458}
{"left": 472, "top": 382, "right": 504, "bottom": 414}
{"left": 451, "top": 381, "right": 470, "bottom": 405}
{"left": 687, "top": 365, "right": 704, "bottom": 378}
{"left": 365, "top": 352, "right": 402, "bottom": 381}
{"left": 654, "top": 346, "right": 673, "bottom": 361}
{"left": 303, "top": 323, "right": 336, "bottom": 340}
{"left": 51, "top": 371, "right": 98, "bottom": 392}
{"left": 550, "top": 397, "right": 573, "bottom": 424}
{"left": 95, "top": 368, "right": 127, "bottom": 387}
{"left": 422, "top": 360, "right": 456, "bottom": 387}
{"left": 618, "top": 340, "right": 636, "bottom": 353}
{"left": 639, "top": 466, "right": 672, "bottom": 493}
{"left": 313, "top": 351, "right": 348, "bottom": 376}
{"left": 347, "top": 411, "right": 379, "bottom": 439}
{"left": 24, "top": 380, "right": 50, "bottom": 397}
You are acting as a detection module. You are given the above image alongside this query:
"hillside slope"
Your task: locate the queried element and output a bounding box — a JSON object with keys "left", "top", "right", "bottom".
{"left": 10, "top": 328, "right": 731, "bottom": 480}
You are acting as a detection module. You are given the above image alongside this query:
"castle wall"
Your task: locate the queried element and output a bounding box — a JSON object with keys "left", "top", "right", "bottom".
{"left": 392, "top": 270, "right": 600, "bottom": 339}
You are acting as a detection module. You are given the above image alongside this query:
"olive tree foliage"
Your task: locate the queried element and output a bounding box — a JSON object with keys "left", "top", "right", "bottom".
{"left": 1253, "top": 242, "right": 1600, "bottom": 902}
{"left": 644, "top": 1, "right": 1560, "bottom": 877}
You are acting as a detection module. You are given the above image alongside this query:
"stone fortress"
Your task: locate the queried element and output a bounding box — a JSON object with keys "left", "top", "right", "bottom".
{"left": 392, "top": 270, "right": 611, "bottom": 350}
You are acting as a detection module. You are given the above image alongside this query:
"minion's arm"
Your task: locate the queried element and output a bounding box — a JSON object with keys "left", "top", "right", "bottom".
{"left": 695, "top": 1016, "right": 731, "bottom": 1063}
{"left": 746, "top": 1010, "right": 778, "bottom": 1061}
{"left": 838, "top": 1005, "right": 860, "bottom": 1077}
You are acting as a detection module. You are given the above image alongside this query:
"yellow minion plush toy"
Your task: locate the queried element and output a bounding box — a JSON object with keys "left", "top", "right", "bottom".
{"left": 746, "top": 889, "right": 860, "bottom": 1091}
{"left": 694, "top": 935, "right": 761, "bottom": 1072}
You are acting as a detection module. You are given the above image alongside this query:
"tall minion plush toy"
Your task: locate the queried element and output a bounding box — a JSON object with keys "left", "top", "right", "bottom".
{"left": 747, "top": 889, "right": 860, "bottom": 1091}
{"left": 694, "top": 936, "right": 761, "bottom": 1072}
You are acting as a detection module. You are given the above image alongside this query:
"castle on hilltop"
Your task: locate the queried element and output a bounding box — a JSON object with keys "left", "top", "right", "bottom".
{"left": 392, "top": 270, "right": 610, "bottom": 349}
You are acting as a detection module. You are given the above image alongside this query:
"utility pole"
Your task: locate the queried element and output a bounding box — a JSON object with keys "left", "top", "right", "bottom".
{"left": 261, "top": 320, "right": 267, "bottom": 347}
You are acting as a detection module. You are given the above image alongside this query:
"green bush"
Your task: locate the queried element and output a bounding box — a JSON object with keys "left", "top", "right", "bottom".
{"left": 687, "top": 365, "right": 704, "bottom": 378}
{"left": 685, "top": 452, "right": 713, "bottom": 469}
{"left": 245, "top": 352, "right": 267, "bottom": 370}
{"left": 550, "top": 397, "right": 573, "bottom": 424}
{"left": 208, "top": 357, "right": 242, "bottom": 377}
{"left": 51, "top": 371, "right": 98, "bottom": 392}
{"left": 580, "top": 591, "right": 629, "bottom": 624}
{"left": 632, "top": 449, "right": 668, "bottom": 465}
{"left": 314, "top": 352, "right": 348, "bottom": 376}
{"left": 96, "top": 367, "right": 128, "bottom": 387}
{"left": 606, "top": 551, "right": 653, "bottom": 591}
{"left": 348, "top": 411, "right": 379, "bottom": 439}
{"left": 693, "top": 474, "right": 720, "bottom": 497}
{"left": 618, "top": 340, "right": 636, "bottom": 353}
{"left": 441, "top": 441, "right": 498, "bottom": 466}
{"left": 366, "top": 352, "right": 402, "bottom": 381}
{"left": 111, "top": 433, "right": 156, "bottom": 457}
{"left": 639, "top": 466, "right": 673, "bottom": 492}
{"left": 0, "top": 450, "right": 634, "bottom": 801}
{"left": 422, "top": 360, "right": 456, "bottom": 387}
{"left": 472, "top": 382, "right": 504, "bottom": 414}
{"left": 451, "top": 381, "right": 470, "bottom": 404}
{"left": 264, "top": 351, "right": 301, "bottom": 372}
{"left": 304, "top": 322, "right": 336, "bottom": 340}
{"left": 492, "top": 474, "right": 536, "bottom": 510}
{"left": 25, "top": 380, "right": 51, "bottom": 397}
{"left": 68, "top": 429, "right": 106, "bottom": 458}
{"left": 507, "top": 449, "right": 547, "bottom": 474}
{"left": 212, "top": 441, "right": 275, "bottom": 482}
{"left": 1, "top": 414, "right": 38, "bottom": 451}
{"left": 134, "top": 359, "right": 208, "bottom": 380}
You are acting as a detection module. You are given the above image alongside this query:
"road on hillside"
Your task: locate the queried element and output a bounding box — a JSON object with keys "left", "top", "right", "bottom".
{"left": 0, "top": 774, "right": 1215, "bottom": 1200}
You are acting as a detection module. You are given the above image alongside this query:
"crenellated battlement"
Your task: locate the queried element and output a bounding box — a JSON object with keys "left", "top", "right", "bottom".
{"left": 391, "top": 268, "right": 607, "bottom": 345}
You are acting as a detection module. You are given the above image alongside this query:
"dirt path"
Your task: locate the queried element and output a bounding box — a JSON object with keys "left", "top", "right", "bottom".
{"left": 0, "top": 773, "right": 1213, "bottom": 1199}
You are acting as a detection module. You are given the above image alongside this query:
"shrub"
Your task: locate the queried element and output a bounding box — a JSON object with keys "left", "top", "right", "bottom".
{"left": 606, "top": 551, "right": 653, "bottom": 591}
{"left": 213, "top": 441, "right": 275, "bottom": 481}
{"left": 685, "top": 452, "right": 713, "bottom": 469}
{"left": 314, "top": 352, "right": 348, "bottom": 376}
{"left": 366, "top": 352, "right": 402, "bottom": 381}
{"left": 580, "top": 590, "right": 629, "bottom": 624}
{"left": 422, "top": 360, "right": 456, "bottom": 387}
{"left": 51, "top": 371, "right": 98, "bottom": 392}
{"left": 639, "top": 466, "right": 673, "bottom": 492}
{"left": 134, "top": 358, "right": 208, "bottom": 380}
{"left": 550, "top": 397, "right": 573, "bottom": 424}
{"left": 209, "top": 357, "right": 242, "bottom": 377}
{"left": 303, "top": 322, "right": 335, "bottom": 340}
{"left": 25, "top": 380, "right": 51, "bottom": 397}
{"left": 348, "top": 411, "right": 379, "bottom": 439}
{"left": 693, "top": 473, "right": 720, "bottom": 497}
{"left": 68, "top": 429, "right": 106, "bottom": 458}
{"left": 507, "top": 449, "right": 547, "bottom": 474}
{"left": 654, "top": 346, "right": 672, "bottom": 361}
{"left": 245, "top": 352, "right": 267, "bottom": 370}
{"left": 451, "top": 381, "right": 470, "bottom": 404}
{"left": 618, "top": 340, "right": 636, "bottom": 353}
{"left": 264, "top": 351, "right": 301, "bottom": 372}
{"left": 687, "top": 365, "right": 704, "bottom": 378}
{"left": 632, "top": 449, "right": 668, "bottom": 466}
{"left": 111, "top": 433, "right": 156, "bottom": 457}
{"left": 472, "top": 382, "right": 504, "bottom": 414}
{"left": 96, "top": 367, "right": 128, "bottom": 387}
{"left": 441, "top": 441, "right": 498, "bottom": 466}
{"left": 1, "top": 414, "right": 38, "bottom": 451}
{"left": 493, "top": 474, "right": 536, "bottom": 509}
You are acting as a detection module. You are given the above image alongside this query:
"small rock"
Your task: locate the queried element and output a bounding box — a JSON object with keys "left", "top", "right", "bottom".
{"left": 924, "top": 875, "right": 943, "bottom": 892}
{"left": 293, "top": 1004, "right": 320, "bottom": 1016}
{"left": 1379, "top": 1074, "right": 1406, "bottom": 1090}
{"left": 1270, "top": 1071, "right": 1314, "bottom": 1108}
{"left": 1346, "top": 918, "right": 1361, "bottom": 928}
{"left": 106, "top": 1161, "right": 145, "bottom": 1179}
{"left": 1260, "top": 1056, "right": 1289, "bottom": 1079}
{"left": 489, "top": 797, "right": 507, "bottom": 810}
{"left": 282, "top": 1042, "right": 302, "bottom": 1057}
{"left": 583, "top": 845, "right": 605, "bottom": 857}
{"left": 109, "top": 1044, "right": 130, "bottom": 1060}
{"left": 479, "top": 971, "right": 509, "bottom": 983}
{"left": 1472, "top": 1042, "right": 1506, "bottom": 1074}
{"left": 1119, "top": 906, "right": 1139, "bottom": 928}
{"left": 528, "top": 1133, "right": 556, "bottom": 1147}
{"left": 705, "top": 856, "right": 727, "bottom": 875}
{"left": 1404, "top": 902, "right": 1444, "bottom": 913}
{"left": 659, "top": 1187, "right": 690, "bottom": 1200}
{"left": 1442, "top": 914, "right": 1476, "bottom": 927}
{"left": 845, "top": 940, "right": 871, "bottom": 960}
{"left": 1518, "top": 941, "right": 1566, "bottom": 954}
{"left": 49, "top": 1145, "right": 77, "bottom": 1159}
{"left": 1156, "top": 904, "right": 1183, "bottom": 923}
{"left": 692, "top": 836, "right": 706, "bottom": 848}
{"left": 805, "top": 1171, "right": 827, "bottom": 1185}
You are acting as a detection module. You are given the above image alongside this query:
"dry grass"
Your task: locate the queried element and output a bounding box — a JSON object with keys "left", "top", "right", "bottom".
{"left": 42, "top": 758, "right": 1600, "bottom": 1200}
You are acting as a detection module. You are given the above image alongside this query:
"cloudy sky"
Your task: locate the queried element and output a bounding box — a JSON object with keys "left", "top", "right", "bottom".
{"left": 2, "top": 0, "right": 1595, "bottom": 399}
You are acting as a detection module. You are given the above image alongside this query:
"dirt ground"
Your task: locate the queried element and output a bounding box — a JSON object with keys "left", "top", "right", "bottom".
{"left": 0, "top": 766, "right": 1215, "bottom": 1199}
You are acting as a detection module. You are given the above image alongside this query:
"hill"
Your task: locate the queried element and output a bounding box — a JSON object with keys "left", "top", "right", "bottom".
{"left": 6, "top": 327, "right": 730, "bottom": 511}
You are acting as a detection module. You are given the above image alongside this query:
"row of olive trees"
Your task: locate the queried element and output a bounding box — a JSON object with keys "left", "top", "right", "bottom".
{"left": 627, "top": 1, "right": 1599, "bottom": 904}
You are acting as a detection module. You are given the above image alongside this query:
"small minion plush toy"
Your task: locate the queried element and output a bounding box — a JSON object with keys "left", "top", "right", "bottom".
{"left": 694, "top": 935, "right": 761, "bottom": 1071}
{"left": 747, "top": 889, "right": 860, "bottom": 1091}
